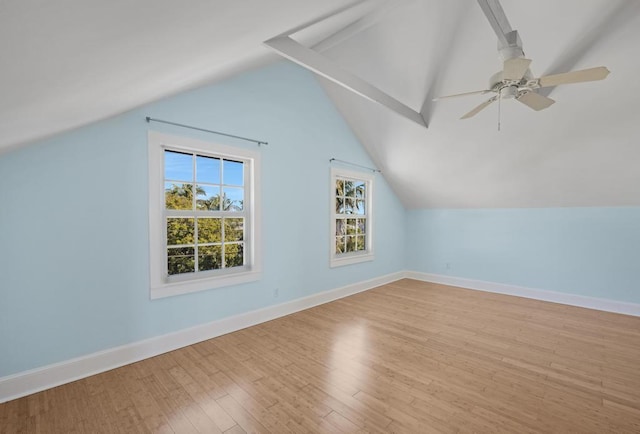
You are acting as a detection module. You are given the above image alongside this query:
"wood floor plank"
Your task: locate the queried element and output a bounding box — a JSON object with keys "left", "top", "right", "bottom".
{"left": 322, "top": 410, "right": 361, "bottom": 433}
{"left": 2, "top": 278, "right": 640, "bottom": 433}
{"left": 215, "top": 394, "right": 271, "bottom": 434}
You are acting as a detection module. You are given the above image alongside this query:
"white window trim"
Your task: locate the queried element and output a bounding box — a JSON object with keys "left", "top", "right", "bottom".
{"left": 148, "top": 131, "right": 262, "bottom": 299}
{"left": 330, "top": 167, "right": 374, "bottom": 268}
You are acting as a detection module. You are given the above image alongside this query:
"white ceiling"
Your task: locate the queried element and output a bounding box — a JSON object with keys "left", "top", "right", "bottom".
{"left": 0, "top": 0, "right": 377, "bottom": 152}
{"left": 2, "top": 0, "right": 640, "bottom": 208}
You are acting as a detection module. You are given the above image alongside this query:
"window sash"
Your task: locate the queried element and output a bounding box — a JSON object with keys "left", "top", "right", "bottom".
{"left": 163, "top": 146, "right": 251, "bottom": 282}
{"left": 163, "top": 148, "right": 249, "bottom": 279}
{"left": 164, "top": 215, "right": 246, "bottom": 278}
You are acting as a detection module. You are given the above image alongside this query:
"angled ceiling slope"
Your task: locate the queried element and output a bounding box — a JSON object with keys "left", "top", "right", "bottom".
{"left": 0, "top": 0, "right": 373, "bottom": 154}
{"left": 3, "top": 0, "right": 639, "bottom": 209}
{"left": 269, "top": 0, "right": 640, "bottom": 208}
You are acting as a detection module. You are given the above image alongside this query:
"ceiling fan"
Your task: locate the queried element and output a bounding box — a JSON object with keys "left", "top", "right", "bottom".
{"left": 435, "top": 0, "right": 610, "bottom": 121}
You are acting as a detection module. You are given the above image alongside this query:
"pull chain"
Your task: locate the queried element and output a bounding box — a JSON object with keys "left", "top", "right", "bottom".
{"left": 497, "top": 88, "right": 502, "bottom": 132}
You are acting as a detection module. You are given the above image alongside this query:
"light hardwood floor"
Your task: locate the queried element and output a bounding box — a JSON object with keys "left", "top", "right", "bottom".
{"left": 2, "top": 279, "right": 640, "bottom": 433}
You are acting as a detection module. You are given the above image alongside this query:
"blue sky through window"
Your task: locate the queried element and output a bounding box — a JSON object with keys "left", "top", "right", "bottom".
{"left": 223, "top": 160, "right": 243, "bottom": 186}
{"left": 165, "top": 151, "right": 192, "bottom": 181}
{"left": 165, "top": 151, "right": 244, "bottom": 192}
{"left": 197, "top": 155, "right": 220, "bottom": 184}
{"left": 224, "top": 187, "right": 244, "bottom": 207}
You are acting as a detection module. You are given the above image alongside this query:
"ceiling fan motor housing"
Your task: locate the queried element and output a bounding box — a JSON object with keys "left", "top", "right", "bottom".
{"left": 491, "top": 30, "right": 534, "bottom": 98}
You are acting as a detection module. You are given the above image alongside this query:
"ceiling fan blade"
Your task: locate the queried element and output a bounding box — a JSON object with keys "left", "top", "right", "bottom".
{"left": 517, "top": 92, "right": 555, "bottom": 111}
{"left": 538, "top": 66, "right": 610, "bottom": 88}
{"left": 503, "top": 57, "right": 532, "bottom": 81}
{"left": 433, "top": 89, "right": 492, "bottom": 101}
{"left": 460, "top": 97, "right": 497, "bottom": 119}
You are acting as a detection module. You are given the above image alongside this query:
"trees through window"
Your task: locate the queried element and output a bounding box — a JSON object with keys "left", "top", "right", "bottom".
{"left": 331, "top": 168, "right": 374, "bottom": 267}
{"left": 148, "top": 131, "right": 261, "bottom": 299}
{"left": 164, "top": 151, "right": 246, "bottom": 276}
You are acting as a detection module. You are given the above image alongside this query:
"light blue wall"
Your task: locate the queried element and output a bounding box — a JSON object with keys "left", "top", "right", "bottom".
{"left": 0, "top": 62, "right": 406, "bottom": 377}
{"left": 3, "top": 59, "right": 636, "bottom": 380}
{"left": 406, "top": 207, "right": 640, "bottom": 303}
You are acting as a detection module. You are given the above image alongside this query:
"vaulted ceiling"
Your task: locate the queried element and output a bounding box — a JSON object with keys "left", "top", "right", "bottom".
{"left": 2, "top": 0, "right": 640, "bottom": 208}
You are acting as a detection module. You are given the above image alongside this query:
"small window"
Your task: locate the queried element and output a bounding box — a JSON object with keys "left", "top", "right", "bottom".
{"left": 330, "top": 168, "right": 374, "bottom": 267}
{"left": 149, "top": 132, "right": 261, "bottom": 299}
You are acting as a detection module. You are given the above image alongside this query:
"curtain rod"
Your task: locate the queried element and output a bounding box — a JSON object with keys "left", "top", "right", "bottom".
{"left": 330, "top": 158, "right": 380, "bottom": 173}
{"left": 145, "top": 117, "right": 268, "bottom": 146}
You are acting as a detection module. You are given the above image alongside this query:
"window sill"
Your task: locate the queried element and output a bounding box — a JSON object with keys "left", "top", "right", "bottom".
{"left": 150, "top": 269, "right": 262, "bottom": 299}
{"left": 330, "top": 253, "right": 375, "bottom": 268}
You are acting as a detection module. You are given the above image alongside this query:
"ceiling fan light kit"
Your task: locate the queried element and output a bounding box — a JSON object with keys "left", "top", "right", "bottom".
{"left": 435, "top": 0, "right": 610, "bottom": 122}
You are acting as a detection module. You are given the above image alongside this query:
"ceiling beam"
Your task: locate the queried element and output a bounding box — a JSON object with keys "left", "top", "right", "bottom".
{"left": 264, "top": 35, "right": 426, "bottom": 128}
{"left": 476, "top": 0, "right": 512, "bottom": 48}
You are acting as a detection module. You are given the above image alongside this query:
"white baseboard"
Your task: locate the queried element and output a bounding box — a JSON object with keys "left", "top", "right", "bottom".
{"left": 404, "top": 271, "right": 640, "bottom": 317}
{"left": 3, "top": 269, "right": 637, "bottom": 404}
{"left": 0, "top": 271, "right": 403, "bottom": 404}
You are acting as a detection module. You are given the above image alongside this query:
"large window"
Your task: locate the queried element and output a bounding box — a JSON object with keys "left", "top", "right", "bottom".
{"left": 330, "top": 168, "right": 374, "bottom": 267}
{"left": 149, "top": 131, "right": 261, "bottom": 299}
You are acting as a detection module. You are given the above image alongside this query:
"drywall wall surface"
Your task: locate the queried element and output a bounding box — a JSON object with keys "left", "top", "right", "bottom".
{"left": 406, "top": 207, "right": 640, "bottom": 303}
{"left": 0, "top": 61, "right": 406, "bottom": 376}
